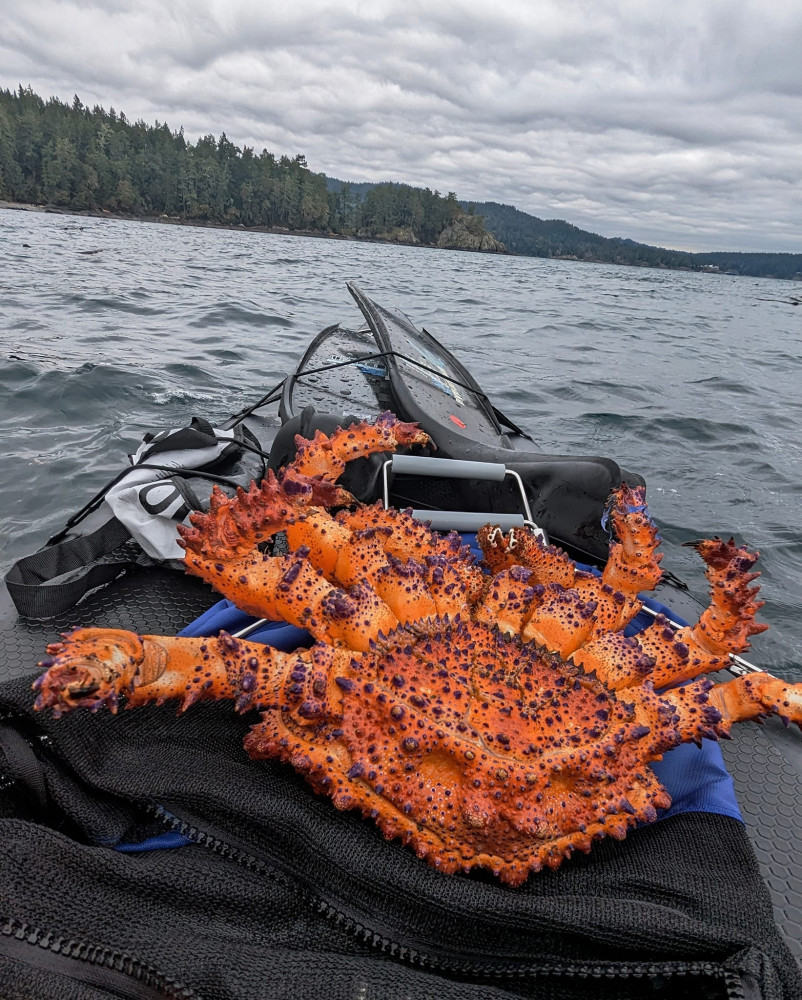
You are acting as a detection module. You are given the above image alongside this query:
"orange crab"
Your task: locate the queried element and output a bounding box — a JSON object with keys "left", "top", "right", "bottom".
{"left": 32, "top": 414, "right": 802, "bottom": 886}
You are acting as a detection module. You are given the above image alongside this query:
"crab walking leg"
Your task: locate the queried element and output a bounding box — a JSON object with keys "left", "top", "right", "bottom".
{"left": 179, "top": 475, "right": 351, "bottom": 567}
{"left": 651, "top": 678, "right": 729, "bottom": 745}
{"left": 287, "top": 516, "right": 441, "bottom": 621}
{"left": 683, "top": 538, "right": 768, "bottom": 655}
{"left": 633, "top": 539, "right": 767, "bottom": 688}
{"left": 475, "top": 485, "right": 661, "bottom": 647}
{"left": 183, "top": 498, "right": 403, "bottom": 643}
{"left": 31, "top": 628, "right": 300, "bottom": 717}
{"left": 655, "top": 674, "right": 802, "bottom": 746}
{"left": 289, "top": 412, "right": 430, "bottom": 479}
{"left": 177, "top": 412, "right": 431, "bottom": 574}
{"left": 336, "top": 505, "right": 483, "bottom": 609}
{"left": 471, "top": 566, "right": 632, "bottom": 659}
{"left": 570, "top": 632, "right": 658, "bottom": 691}
{"left": 706, "top": 673, "right": 802, "bottom": 732}
{"left": 572, "top": 616, "right": 748, "bottom": 694}
{"left": 573, "top": 537, "right": 771, "bottom": 692}
{"left": 185, "top": 547, "right": 398, "bottom": 652}
{"left": 286, "top": 504, "right": 482, "bottom": 621}
{"left": 599, "top": 484, "right": 664, "bottom": 595}
{"left": 478, "top": 485, "right": 663, "bottom": 594}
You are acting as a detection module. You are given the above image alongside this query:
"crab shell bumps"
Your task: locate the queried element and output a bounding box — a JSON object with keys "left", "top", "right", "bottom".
{"left": 32, "top": 414, "right": 802, "bottom": 886}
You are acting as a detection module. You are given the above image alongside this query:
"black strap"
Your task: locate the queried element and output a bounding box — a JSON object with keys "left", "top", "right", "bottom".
{"left": 4, "top": 517, "right": 133, "bottom": 619}
{"left": 139, "top": 416, "right": 228, "bottom": 461}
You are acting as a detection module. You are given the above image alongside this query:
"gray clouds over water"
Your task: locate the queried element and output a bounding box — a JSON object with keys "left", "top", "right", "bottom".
{"left": 3, "top": 0, "right": 801, "bottom": 252}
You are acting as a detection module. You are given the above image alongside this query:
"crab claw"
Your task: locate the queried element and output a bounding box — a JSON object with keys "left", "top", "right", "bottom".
{"left": 33, "top": 663, "right": 113, "bottom": 717}
{"left": 292, "top": 411, "right": 431, "bottom": 479}
{"left": 32, "top": 629, "right": 152, "bottom": 717}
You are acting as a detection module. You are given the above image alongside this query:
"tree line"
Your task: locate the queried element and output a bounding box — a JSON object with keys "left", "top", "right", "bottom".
{"left": 0, "top": 87, "right": 483, "bottom": 245}
{"left": 469, "top": 201, "right": 802, "bottom": 280}
{"left": 2, "top": 86, "right": 800, "bottom": 279}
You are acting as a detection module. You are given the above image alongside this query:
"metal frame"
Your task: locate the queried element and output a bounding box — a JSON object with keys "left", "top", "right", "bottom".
{"left": 381, "top": 454, "right": 545, "bottom": 540}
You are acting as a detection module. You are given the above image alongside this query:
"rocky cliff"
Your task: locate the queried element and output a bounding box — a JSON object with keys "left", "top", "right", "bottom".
{"left": 437, "top": 217, "right": 507, "bottom": 253}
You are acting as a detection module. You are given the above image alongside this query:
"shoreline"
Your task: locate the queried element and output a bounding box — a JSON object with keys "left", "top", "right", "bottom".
{"left": 3, "top": 201, "right": 800, "bottom": 283}
{"left": 0, "top": 200, "right": 506, "bottom": 256}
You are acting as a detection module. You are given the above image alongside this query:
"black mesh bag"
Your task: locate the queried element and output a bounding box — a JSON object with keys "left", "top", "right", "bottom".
{"left": 1, "top": 672, "right": 800, "bottom": 1000}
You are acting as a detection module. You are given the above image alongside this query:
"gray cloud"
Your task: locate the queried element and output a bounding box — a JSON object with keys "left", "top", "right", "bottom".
{"left": 2, "top": 0, "right": 801, "bottom": 252}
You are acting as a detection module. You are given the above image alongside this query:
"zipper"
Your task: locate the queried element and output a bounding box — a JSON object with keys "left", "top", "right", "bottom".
{"left": 0, "top": 915, "right": 199, "bottom": 999}
{"left": 152, "top": 804, "right": 744, "bottom": 997}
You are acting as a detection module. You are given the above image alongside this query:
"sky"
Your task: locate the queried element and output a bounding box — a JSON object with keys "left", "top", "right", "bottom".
{"left": 2, "top": 0, "right": 801, "bottom": 254}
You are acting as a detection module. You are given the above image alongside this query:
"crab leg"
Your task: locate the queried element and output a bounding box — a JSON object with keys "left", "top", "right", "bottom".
{"left": 477, "top": 526, "right": 579, "bottom": 585}
{"left": 32, "top": 626, "right": 366, "bottom": 732}
{"left": 478, "top": 485, "right": 663, "bottom": 597}
{"left": 653, "top": 673, "right": 802, "bottom": 747}
{"left": 651, "top": 678, "right": 727, "bottom": 746}
{"left": 633, "top": 538, "right": 767, "bottom": 688}
{"left": 683, "top": 538, "right": 768, "bottom": 654}
{"left": 287, "top": 504, "right": 481, "bottom": 620}
{"left": 572, "top": 536, "right": 769, "bottom": 691}
{"left": 476, "top": 485, "right": 661, "bottom": 649}
{"left": 335, "top": 505, "right": 482, "bottom": 611}
{"left": 706, "top": 673, "right": 802, "bottom": 732}
{"left": 289, "top": 412, "right": 429, "bottom": 479}
{"left": 179, "top": 412, "right": 430, "bottom": 583}
{"left": 599, "top": 484, "right": 663, "bottom": 595}
{"left": 179, "top": 473, "right": 350, "bottom": 565}
{"left": 31, "top": 628, "right": 286, "bottom": 716}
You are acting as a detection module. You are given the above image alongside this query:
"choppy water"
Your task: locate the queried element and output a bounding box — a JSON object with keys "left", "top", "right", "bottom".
{"left": 1, "top": 208, "right": 800, "bottom": 678}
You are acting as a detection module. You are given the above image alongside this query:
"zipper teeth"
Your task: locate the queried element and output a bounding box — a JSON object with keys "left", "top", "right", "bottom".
{"left": 1, "top": 915, "right": 198, "bottom": 999}
{"left": 153, "top": 805, "right": 435, "bottom": 969}
{"left": 152, "top": 806, "right": 730, "bottom": 987}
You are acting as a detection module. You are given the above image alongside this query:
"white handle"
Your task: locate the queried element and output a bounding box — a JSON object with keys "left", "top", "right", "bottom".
{"left": 410, "top": 510, "right": 526, "bottom": 532}
{"left": 389, "top": 454, "right": 507, "bottom": 481}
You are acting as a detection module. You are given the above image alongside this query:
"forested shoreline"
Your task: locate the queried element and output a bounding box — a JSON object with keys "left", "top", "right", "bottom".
{"left": 2, "top": 86, "right": 800, "bottom": 279}
{"left": 468, "top": 202, "right": 802, "bottom": 281}
{"left": 0, "top": 87, "right": 495, "bottom": 250}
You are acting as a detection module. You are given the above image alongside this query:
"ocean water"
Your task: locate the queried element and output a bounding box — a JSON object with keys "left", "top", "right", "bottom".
{"left": 1, "top": 207, "right": 800, "bottom": 679}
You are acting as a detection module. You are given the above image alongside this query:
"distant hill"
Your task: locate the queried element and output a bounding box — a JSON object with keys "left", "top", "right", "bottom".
{"left": 329, "top": 180, "right": 802, "bottom": 279}
{"left": 465, "top": 201, "right": 695, "bottom": 270}
{"left": 468, "top": 201, "right": 802, "bottom": 280}
{"left": 692, "top": 251, "right": 802, "bottom": 281}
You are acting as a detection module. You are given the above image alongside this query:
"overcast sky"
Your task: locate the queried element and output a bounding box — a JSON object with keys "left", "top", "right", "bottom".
{"left": 3, "top": 0, "right": 801, "bottom": 253}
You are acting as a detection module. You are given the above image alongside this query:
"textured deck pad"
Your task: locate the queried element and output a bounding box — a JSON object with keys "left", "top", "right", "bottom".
{"left": 720, "top": 717, "right": 802, "bottom": 962}
{"left": 0, "top": 569, "right": 214, "bottom": 686}
{"left": 0, "top": 570, "right": 800, "bottom": 966}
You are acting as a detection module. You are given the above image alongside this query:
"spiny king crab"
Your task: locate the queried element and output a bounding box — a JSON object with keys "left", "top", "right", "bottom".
{"left": 33, "top": 414, "right": 802, "bottom": 886}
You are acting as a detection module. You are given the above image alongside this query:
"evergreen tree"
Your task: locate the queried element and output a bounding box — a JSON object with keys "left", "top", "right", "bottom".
{"left": 0, "top": 87, "right": 497, "bottom": 249}
{"left": 9, "top": 86, "right": 797, "bottom": 279}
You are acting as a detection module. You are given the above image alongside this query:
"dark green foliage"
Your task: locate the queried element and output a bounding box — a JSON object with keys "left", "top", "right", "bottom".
{"left": 466, "top": 201, "right": 802, "bottom": 280}
{"left": 0, "top": 87, "right": 335, "bottom": 229}
{"left": 692, "top": 252, "right": 802, "bottom": 281}
{"left": 0, "top": 87, "right": 491, "bottom": 247}
{"left": 3, "top": 87, "right": 799, "bottom": 278}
